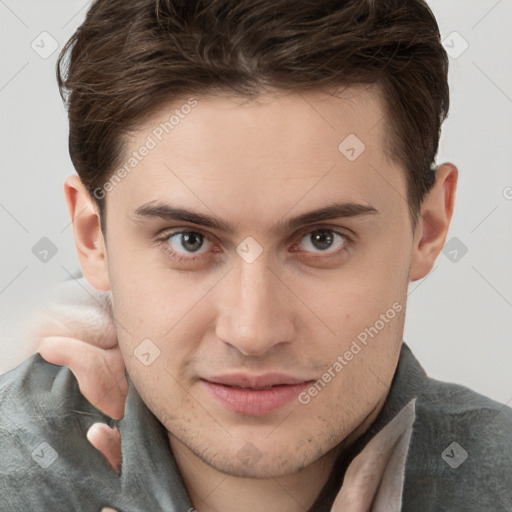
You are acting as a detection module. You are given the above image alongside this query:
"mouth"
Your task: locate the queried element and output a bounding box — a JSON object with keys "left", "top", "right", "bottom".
{"left": 201, "top": 373, "right": 314, "bottom": 416}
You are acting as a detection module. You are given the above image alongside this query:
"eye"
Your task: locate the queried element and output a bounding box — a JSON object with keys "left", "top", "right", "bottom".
{"left": 162, "top": 230, "right": 215, "bottom": 262}
{"left": 293, "top": 228, "right": 349, "bottom": 257}
{"left": 158, "top": 226, "right": 351, "bottom": 265}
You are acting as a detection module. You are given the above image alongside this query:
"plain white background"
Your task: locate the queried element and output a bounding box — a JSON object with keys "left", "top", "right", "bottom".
{"left": 1, "top": 1, "right": 511, "bottom": 406}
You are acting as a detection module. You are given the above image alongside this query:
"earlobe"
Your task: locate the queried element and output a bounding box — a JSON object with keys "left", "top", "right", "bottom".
{"left": 64, "top": 175, "right": 111, "bottom": 291}
{"left": 409, "top": 163, "right": 458, "bottom": 282}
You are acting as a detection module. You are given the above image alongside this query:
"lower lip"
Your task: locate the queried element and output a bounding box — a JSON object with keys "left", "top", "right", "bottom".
{"left": 202, "top": 380, "right": 311, "bottom": 416}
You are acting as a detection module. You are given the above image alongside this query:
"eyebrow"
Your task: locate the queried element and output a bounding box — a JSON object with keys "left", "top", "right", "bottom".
{"left": 133, "top": 201, "right": 378, "bottom": 235}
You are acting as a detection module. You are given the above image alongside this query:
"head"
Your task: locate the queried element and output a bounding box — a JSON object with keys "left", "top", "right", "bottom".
{"left": 61, "top": 0, "right": 457, "bottom": 480}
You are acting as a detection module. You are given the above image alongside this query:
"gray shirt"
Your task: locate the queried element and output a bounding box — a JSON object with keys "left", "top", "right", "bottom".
{"left": 1, "top": 342, "right": 511, "bottom": 511}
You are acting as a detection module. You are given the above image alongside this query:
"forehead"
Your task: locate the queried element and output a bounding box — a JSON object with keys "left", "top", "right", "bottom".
{"left": 106, "top": 85, "right": 406, "bottom": 231}
{"left": 133, "top": 84, "right": 388, "bottom": 162}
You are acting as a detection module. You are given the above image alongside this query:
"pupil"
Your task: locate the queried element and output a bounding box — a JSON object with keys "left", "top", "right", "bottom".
{"left": 312, "top": 230, "right": 333, "bottom": 250}
{"left": 182, "top": 232, "right": 203, "bottom": 252}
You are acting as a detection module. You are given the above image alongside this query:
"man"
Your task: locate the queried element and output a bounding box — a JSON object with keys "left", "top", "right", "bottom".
{"left": 1, "top": 0, "right": 511, "bottom": 510}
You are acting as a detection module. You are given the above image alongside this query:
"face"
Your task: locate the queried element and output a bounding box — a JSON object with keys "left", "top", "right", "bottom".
{"left": 99, "top": 85, "right": 415, "bottom": 478}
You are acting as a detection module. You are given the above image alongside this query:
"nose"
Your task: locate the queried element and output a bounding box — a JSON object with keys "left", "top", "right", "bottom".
{"left": 215, "top": 258, "right": 295, "bottom": 357}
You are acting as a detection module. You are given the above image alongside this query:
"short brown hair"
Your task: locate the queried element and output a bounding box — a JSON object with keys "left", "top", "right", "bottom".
{"left": 56, "top": 0, "right": 449, "bottom": 226}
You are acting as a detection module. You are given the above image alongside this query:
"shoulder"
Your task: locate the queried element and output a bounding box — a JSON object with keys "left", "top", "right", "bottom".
{"left": 403, "top": 373, "right": 512, "bottom": 511}
{"left": 1, "top": 351, "right": 71, "bottom": 403}
{"left": 0, "top": 352, "right": 99, "bottom": 431}
{"left": 415, "top": 374, "right": 512, "bottom": 433}
{"left": 415, "top": 375, "right": 512, "bottom": 450}
{"left": 0, "top": 353, "right": 117, "bottom": 510}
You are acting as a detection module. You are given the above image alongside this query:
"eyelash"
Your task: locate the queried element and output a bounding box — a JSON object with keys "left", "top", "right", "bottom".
{"left": 157, "top": 225, "right": 353, "bottom": 265}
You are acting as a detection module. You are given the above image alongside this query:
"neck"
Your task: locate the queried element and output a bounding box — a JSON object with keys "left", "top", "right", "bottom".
{"left": 167, "top": 399, "right": 385, "bottom": 512}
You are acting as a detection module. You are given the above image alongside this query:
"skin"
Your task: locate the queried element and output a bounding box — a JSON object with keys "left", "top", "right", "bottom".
{"left": 64, "top": 84, "right": 457, "bottom": 512}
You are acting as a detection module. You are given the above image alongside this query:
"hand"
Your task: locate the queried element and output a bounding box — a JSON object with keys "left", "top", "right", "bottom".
{"left": 29, "top": 277, "right": 126, "bottom": 473}
{"left": 86, "top": 422, "right": 122, "bottom": 475}
{"left": 37, "top": 336, "right": 127, "bottom": 420}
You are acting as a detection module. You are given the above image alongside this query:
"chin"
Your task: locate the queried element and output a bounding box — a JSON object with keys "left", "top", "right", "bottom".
{"left": 200, "top": 450, "right": 308, "bottom": 479}
{"left": 183, "top": 431, "right": 329, "bottom": 479}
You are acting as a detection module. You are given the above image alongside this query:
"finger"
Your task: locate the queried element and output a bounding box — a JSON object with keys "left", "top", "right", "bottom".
{"left": 27, "top": 277, "right": 117, "bottom": 351}
{"left": 28, "top": 301, "right": 118, "bottom": 351}
{"left": 37, "top": 336, "right": 127, "bottom": 419}
{"left": 87, "top": 423, "right": 122, "bottom": 474}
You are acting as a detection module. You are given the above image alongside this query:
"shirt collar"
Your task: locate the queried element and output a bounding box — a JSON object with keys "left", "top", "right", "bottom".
{"left": 309, "top": 341, "right": 429, "bottom": 510}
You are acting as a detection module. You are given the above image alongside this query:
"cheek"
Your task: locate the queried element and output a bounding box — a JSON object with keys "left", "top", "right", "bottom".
{"left": 106, "top": 247, "right": 210, "bottom": 374}
{"left": 347, "top": 227, "right": 411, "bottom": 312}
{"left": 291, "top": 234, "right": 409, "bottom": 392}
{"left": 107, "top": 244, "right": 183, "bottom": 330}
{"left": 298, "top": 244, "right": 408, "bottom": 337}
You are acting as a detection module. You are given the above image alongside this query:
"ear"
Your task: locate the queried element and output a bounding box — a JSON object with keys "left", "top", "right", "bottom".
{"left": 64, "top": 175, "right": 110, "bottom": 291}
{"left": 409, "top": 163, "right": 458, "bottom": 282}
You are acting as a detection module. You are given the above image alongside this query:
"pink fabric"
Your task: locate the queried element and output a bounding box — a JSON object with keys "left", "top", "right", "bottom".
{"left": 330, "top": 398, "right": 416, "bottom": 512}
